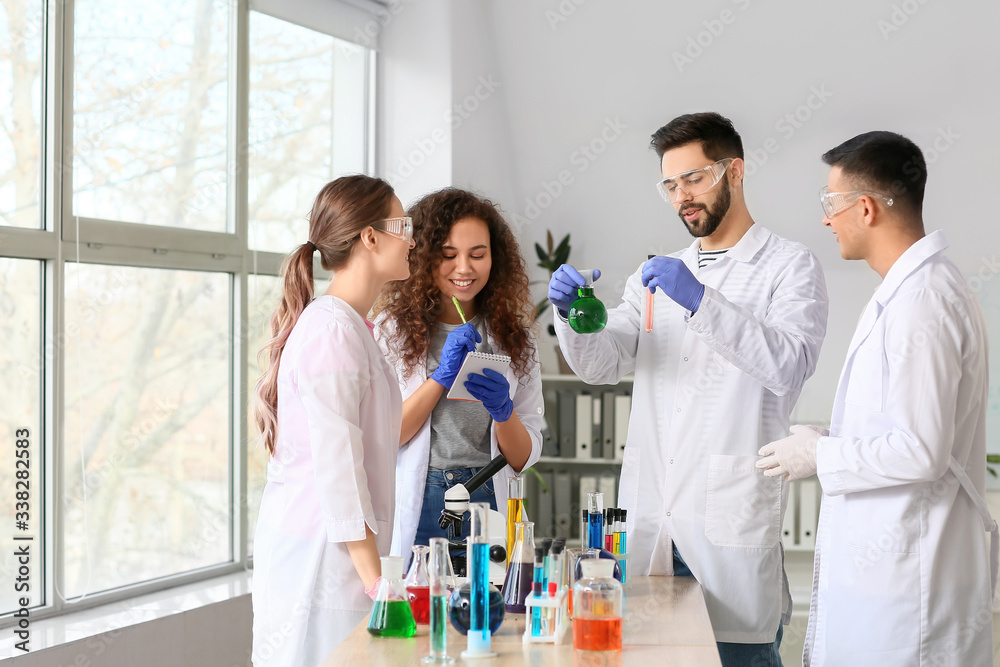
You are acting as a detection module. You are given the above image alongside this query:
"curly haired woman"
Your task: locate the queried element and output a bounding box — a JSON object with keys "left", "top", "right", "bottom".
{"left": 373, "top": 188, "right": 543, "bottom": 559}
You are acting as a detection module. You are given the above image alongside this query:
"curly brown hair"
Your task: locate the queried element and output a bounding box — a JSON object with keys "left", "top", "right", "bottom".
{"left": 374, "top": 188, "right": 537, "bottom": 382}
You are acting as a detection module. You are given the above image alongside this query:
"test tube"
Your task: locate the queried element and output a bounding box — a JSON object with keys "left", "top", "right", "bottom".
{"left": 580, "top": 509, "right": 588, "bottom": 547}
{"left": 587, "top": 492, "right": 604, "bottom": 550}
{"left": 620, "top": 509, "right": 628, "bottom": 583}
{"left": 422, "top": 538, "right": 455, "bottom": 664}
{"left": 604, "top": 508, "right": 613, "bottom": 552}
{"left": 645, "top": 254, "right": 655, "bottom": 332}
{"left": 541, "top": 538, "right": 553, "bottom": 634}
{"left": 612, "top": 509, "right": 621, "bottom": 555}
{"left": 531, "top": 546, "right": 544, "bottom": 636}
{"left": 550, "top": 539, "right": 566, "bottom": 632}
{"left": 462, "top": 502, "right": 496, "bottom": 658}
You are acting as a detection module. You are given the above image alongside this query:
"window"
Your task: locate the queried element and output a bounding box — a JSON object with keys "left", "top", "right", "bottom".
{"left": 248, "top": 13, "right": 370, "bottom": 253}
{"left": 245, "top": 272, "right": 281, "bottom": 557}
{"left": 0, "top": 0, "right": 44, "bottom": 228}
{"left": 0, "top": 0, "right": 375, "bottom": 624}
{"left": 0, "top": 259, "right": 42, "bottom": 615}
{"left": 72, "top": 0, "right": 230, "bottom": 231}
{"left": 63, "top": 265, "right": 230, "bottom": 597}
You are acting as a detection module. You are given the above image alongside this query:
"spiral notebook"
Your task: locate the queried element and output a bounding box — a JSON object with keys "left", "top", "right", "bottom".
{"left": 446, "top": 351, "right": 514, "bottom": 401}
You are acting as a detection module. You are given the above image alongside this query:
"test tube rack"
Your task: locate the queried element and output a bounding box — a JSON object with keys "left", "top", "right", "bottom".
{"left": 522, "top": 589, "right": 570, "bottom": 644}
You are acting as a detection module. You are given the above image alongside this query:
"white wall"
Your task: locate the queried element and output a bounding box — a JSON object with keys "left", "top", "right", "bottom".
{"left": 381, "top": 0, "right": 1000, "bottom": 431}
{"left": 378, "top": 0, "right": 453, "bottom": 206}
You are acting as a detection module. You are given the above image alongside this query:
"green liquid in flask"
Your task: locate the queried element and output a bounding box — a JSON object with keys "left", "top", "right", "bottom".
{"left": 367, "top": 599, "right": 417, "bottom": 638}
{"left": 568, "top": 286, "right": 607, "bottom": 334}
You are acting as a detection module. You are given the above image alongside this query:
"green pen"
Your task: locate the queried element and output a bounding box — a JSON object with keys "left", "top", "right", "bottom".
{"left": 451, "top": 295, "right": 468, "bottom": 324}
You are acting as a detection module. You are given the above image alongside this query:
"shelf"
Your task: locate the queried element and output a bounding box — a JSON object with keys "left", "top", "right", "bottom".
{"left": 536, "top": 456, "right": 622, "bottom": 465}
{"left": 540, "top": 374, "right": 634, "bottom": 384}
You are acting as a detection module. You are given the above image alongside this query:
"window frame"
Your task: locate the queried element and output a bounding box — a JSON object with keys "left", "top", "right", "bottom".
{"left": 0, "top": 0, "right": 376, "bottom": 625}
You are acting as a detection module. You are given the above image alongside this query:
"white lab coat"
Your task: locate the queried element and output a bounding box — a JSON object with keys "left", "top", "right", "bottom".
{"left": 373, "top": 317, "right": 544, "bottom": 562}
{"left": 804, "top": 231, "right": 996, "bottom": 666}
{"left": 252, "top": 296, "right": 402, "bottom": 667}
{"left": 555, "top": 224, "right": 828, "bottom": 642}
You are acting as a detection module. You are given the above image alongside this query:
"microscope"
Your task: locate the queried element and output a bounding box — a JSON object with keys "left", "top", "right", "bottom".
{"left": 438, "top": 453, "right": 509, "bottom": 585}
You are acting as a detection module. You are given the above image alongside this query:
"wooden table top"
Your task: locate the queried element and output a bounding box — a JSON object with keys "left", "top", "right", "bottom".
{"left": 325, "top": 576, "right": 721, "bottom": 666}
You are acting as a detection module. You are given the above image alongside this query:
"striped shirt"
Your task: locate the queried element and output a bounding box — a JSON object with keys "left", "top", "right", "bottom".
{"left": 698, "top": 247, "right": 730, "bottom": 269}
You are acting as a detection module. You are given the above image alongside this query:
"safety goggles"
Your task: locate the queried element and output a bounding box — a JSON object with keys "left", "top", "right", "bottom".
{"left": 655, "top": 158, "right": 734, "bottom": 203}
{"left": 818, "top": 186, "right": 893, "bottom": 219}
{"left": 371, "top": 216, "right": 414, "bottom": 247}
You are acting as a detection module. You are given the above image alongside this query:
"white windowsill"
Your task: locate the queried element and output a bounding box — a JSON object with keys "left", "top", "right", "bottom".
{"left": 0, "top": 570, "right": 252, "bottom": 656}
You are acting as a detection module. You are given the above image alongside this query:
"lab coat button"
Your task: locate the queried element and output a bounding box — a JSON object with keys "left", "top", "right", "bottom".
{"left": 669, "top": 459, "right": 674, "bottom": 464}
{"left": 666, "top": 511, "right": 671, "bottom": 517}
{"left": 683, "top": 356, "right": 689, "bottom": 361}
{"left": 676, "top": 408, "right": 681, "bottom": 413}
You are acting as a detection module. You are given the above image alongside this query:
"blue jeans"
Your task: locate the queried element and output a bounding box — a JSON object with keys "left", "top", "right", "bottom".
{"left": 414, "top": 467, "right": 498, "bottom": 548}
{"left": 673, "top": 545, "right": 783, "bottom": 667}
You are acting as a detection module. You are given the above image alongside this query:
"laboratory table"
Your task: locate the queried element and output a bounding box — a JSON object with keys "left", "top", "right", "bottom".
{"left": 324, "top": 575, "right": 722, "bottom": 666}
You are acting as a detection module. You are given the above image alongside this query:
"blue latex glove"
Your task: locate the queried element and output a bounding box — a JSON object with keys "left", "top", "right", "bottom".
{"left": 548, "top": 264, "right": 602, "bottom": 316}
{"left": 429, "top": 323, "right": 482, "bottom": 389}
{"left": 464, "top": 368, "right": 514, "bottom": 423}
{"left": 641, "top": 256, "right": 705, "bottom": 312}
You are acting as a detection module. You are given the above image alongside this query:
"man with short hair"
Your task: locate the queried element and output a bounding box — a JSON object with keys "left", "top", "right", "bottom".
{"left": 551, "top": 112, "right": 829, "bottom": 666}
{"left": 758, "top": 131, "right": 996, "bottom": 665}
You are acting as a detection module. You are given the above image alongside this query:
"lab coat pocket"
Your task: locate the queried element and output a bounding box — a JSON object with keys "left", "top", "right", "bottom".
{"left": 705, "top": 455, "right": 781, "bottom": 549}
{"left": 828, "top": 547, "right": 920, "bottom": 661}
{"left": 845, "top": 344, "right": 883, "bottom": 411}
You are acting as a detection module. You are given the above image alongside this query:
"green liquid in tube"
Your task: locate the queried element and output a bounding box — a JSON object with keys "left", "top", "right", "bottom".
{"left": 430, "top": 594, "right": 448, "bottom": 654}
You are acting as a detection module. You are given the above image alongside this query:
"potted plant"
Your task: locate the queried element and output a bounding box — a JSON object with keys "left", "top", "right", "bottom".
{"left": 533, "top": 231, "right": 574, "bottom": 374}
{"left": 534, "top": 231, "right": 571, "bottom": 335}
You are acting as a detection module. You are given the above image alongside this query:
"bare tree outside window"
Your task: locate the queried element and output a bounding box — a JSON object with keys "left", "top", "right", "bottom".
{"left": 0, "top": 0, "right": 43, "bottom": 228}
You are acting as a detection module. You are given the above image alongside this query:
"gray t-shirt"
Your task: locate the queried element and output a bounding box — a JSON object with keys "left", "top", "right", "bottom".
{"left": 427, "top": 317, "right": 494, "bottom": 470}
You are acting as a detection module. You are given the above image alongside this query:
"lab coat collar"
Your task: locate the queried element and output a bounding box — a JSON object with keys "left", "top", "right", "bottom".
{"left": 873, "top": 230, "right": 949, "bottom": 307}
{"left": 685, "top": 222, "right": 770, "bottom": 264}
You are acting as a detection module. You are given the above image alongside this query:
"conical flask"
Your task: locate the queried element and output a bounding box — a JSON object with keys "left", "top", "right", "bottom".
{"left": 406, "top": 545, "right": 431, "bottom": 624}
{"left": 502, "top": 521, "right": 535, "bottom": 613}
{"left": 367, "top": 556, "right": 417, "bottom": 638}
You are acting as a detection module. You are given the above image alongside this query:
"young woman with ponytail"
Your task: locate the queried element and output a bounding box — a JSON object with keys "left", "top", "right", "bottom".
{"left": 372, "top": 188, "right": 543, "bottom": 562}
{"left": 250, "top": 175, "right": 413, "bottom": 666}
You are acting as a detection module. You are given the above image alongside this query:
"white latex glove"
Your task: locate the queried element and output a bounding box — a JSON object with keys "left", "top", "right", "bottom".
{"left": 756, "top": 424, "right": 824, "bottom": 480}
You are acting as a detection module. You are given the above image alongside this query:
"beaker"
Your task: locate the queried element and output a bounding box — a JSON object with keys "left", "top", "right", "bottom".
{"left": 568, "top": 269, "right": 607, "bottom": 334}
{"left": 572, "top": 558, "right": 623, "bottom": 651}
{"left": 422, "top": 538, "right": 456, "bottom": 664}
{"left": 506, "top": 476, "right": 524, "bottom": 567}
{"left": 502, "top": 521, "right": 535, "bottom": 613}
{"left": 367, "top": 556, "right": 417, "bottom": 638}
{"left": 406, "top": 544, "right": 431, "bottom": 624}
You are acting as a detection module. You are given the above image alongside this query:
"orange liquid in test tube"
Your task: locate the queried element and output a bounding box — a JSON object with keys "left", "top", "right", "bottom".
{"left": 645, "top": 254, "right": 655, "bottom": 332}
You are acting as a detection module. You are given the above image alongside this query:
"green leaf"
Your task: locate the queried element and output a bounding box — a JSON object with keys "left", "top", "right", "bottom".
{"left": 535, "top": 243, "right": 548, "bottom": 265}
{"left": 554, "top": 234, "right": 570, "bottom": 258}
{"left": 554, "top": 245, "right": 570, "bottom": 267}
